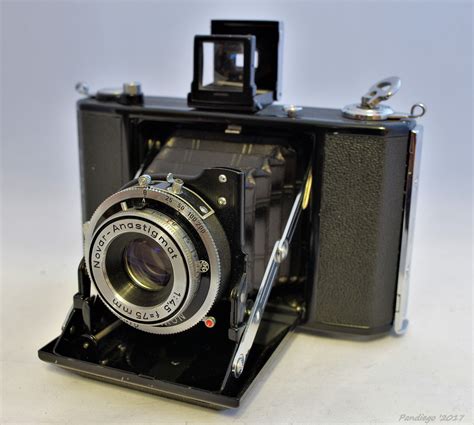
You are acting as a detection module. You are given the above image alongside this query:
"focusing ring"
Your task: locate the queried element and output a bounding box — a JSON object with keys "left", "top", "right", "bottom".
{"left": 88, "top": 209, "right": 200, "bottom": 331}
{"left": 84, "top": 182, "right": 230, "bottom": 334}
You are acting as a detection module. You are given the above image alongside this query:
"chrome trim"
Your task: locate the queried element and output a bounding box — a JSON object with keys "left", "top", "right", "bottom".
{"left": 361, "top": 76, "right": 401, "bottom": 109}
{"left": 89, "top": 210, "right": 198, "bottom": 333}
{"left": 393, "top": 125, "right": 423, "bottom": 335}
{"left": 342, "top": 76, "right": 401, "bottom": 120}
{"left": 342, "top": 103, "right": 394, "bottom": 121}
{"left": 231, "top": 166, "right": 311, "bottom": 377}
{"left": 342, "top": 77, "right": 427, "bottom": 121}
{"left": 84, "top": 182, "right": 223, "bottom": 334}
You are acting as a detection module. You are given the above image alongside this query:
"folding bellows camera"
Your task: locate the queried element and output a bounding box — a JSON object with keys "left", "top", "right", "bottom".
{"left": 39, "top": 20, "right": 425, "bottom": 408}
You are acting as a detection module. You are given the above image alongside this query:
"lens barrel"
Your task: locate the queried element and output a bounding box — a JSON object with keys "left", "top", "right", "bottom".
{"left": 84, "top": 180, "right": 230, "bottom": 334}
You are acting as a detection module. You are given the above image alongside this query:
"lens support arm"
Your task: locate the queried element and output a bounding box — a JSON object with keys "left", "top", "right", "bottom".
{"left": 229, "top": 165, "right": 312, "bottom": 378}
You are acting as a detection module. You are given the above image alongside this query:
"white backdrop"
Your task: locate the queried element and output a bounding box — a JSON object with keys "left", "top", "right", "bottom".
{"left": 1, "top": 1, "right": 472, "bottom": 424}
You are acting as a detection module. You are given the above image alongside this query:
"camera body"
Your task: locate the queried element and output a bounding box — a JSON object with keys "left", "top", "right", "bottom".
{"left": 39, "top": 20, "right": 423, "bottom": 408}
{"left": 78, "top": 93, "right": 414, "bottom": 336}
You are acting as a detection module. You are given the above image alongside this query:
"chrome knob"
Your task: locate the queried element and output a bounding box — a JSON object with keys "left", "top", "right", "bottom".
{"left": 123, "top": 82, "right": 142, "bottom": 97}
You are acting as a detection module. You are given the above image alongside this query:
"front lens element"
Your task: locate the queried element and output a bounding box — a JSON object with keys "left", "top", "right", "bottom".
{"left": 123, "top": 238, "right": 172, "bottom": 292}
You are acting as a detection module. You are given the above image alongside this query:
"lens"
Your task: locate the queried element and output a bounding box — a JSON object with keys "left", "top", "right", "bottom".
{"left": 87, "top": 203, "right": 228, "bottom": 334}
{"left": 123, "top": 238, "right": 172, "bottom": 292}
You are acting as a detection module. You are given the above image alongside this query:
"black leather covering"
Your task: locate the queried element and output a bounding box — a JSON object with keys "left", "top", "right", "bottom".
{"left": 78, "top": 111, "right": 129, "bottom": 220}
{"left": 303, "top": 132, "right": 409, "bottom": 334}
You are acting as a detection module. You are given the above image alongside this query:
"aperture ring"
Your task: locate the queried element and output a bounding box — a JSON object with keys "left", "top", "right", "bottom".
{"left": 84, "top": 183, "right": 225, "bottom": 334}
{"left": 89, "top": 210, "right": 199, "bottom": 330}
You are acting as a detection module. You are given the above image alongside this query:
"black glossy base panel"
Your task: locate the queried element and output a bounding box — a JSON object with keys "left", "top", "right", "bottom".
{"left": 39, "top": 305, "right": 296, "bottom": 409}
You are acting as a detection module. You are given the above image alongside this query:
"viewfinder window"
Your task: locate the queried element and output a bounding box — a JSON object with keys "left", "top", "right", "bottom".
{"left": 200, "top": 40, "right": 245, "bottom": 92}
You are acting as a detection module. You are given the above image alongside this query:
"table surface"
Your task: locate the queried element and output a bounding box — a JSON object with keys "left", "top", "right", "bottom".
{"left": 1, "top": 198, "right": 472, "bottom": 424}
